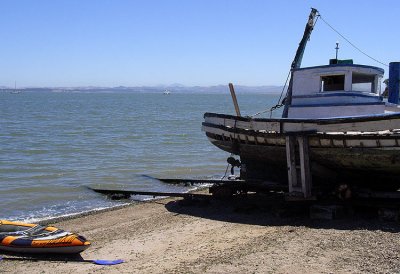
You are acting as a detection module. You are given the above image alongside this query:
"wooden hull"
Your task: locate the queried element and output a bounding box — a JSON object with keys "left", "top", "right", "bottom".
{"left": 204, "top": 112, "right": 400, "bottom": 133}
{"left": 203, "top": 112, "right": 400, "bottom": 190}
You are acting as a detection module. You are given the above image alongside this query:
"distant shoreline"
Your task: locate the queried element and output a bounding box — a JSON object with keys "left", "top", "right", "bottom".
{"left": 0, "top": 85, "right": 283, "bottom": 94}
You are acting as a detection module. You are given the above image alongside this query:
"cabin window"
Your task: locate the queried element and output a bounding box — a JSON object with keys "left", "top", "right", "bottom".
{"left": 352, "top": 72, "right": 377, "bottom": 93}
{"left": 320, "top": 75, "right": 345, "bottom": 91}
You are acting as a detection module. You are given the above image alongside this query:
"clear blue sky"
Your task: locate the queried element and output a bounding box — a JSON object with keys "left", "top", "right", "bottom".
{"left": 1, "top": 0, "right": 398, "bottom": 87}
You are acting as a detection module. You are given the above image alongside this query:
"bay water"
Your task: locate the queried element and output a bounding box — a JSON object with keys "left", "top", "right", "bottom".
{"left": 0, "top": 91, "right": 281, "bottom": 222}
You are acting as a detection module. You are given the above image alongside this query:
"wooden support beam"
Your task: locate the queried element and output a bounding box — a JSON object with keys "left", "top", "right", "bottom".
{"left": 298, "top": 135, "right": 312, "bottom": 197}
{"left": 285, "top": 136, "right": 299, "bottom": 192}
{"left": 229, "top": 83, "right": 241, "bottom": 117}
{"left": 285, "top": 135, "right": 312, "bottom": 198}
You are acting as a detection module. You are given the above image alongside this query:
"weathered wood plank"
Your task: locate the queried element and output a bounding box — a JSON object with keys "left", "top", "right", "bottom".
{"left": 229, "top": 83, "right": 241, "bottom": 117}
{"left": 298, "top": 136, "right": 312, "bottom": 198}
{"left": 285, "top": 136, "right": 298, "bottom": 192}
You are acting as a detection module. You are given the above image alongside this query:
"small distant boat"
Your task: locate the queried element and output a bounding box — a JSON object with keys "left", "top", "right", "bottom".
{"left": 10, "top": 81, "right": 21, "bottom": 94}
{"left": 163, "top": 89, "right": 171, "bottom": 95}
{"left": 0, "top": 220, "right": 90, "bottom": 254}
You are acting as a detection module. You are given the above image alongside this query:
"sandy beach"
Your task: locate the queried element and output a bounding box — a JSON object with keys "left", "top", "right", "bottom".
{"left": 2, "top": 192, "right": 400, "bottom": 274}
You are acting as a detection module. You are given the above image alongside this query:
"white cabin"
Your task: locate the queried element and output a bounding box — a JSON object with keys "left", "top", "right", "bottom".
{"left": 287, "top": 62, "right": 386, "bottom": 118}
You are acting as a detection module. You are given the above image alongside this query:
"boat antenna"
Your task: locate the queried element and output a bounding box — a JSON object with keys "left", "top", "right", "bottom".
{"left": 282, "top": 8, "right": 319, "bottom": 118}
{"left": 335, "top": 41, "right": 339, "bottom": 60}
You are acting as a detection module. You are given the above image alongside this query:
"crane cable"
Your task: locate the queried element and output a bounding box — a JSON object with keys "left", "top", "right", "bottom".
{"left": 318, "top": 14, "right": 389, "bottom": 67}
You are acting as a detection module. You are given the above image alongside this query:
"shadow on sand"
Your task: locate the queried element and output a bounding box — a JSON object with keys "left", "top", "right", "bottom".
{"left": 0, "top": 252, "right": 83, "bottom": 262}
{"left": 0, "top": 251, "right": 124, "bottom": 265}
{"left": 164, "top": 193, "right": 400, "bottom": 233}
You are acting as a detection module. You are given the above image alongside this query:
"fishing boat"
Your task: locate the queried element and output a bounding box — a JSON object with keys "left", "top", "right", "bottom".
{"left": 163, "top": 89, "right": 171, "bottom": 95}
{"left": 202, "top": 8, "right": 400, "bottom": 195}
{"left": 0, "top": 220, "right": 90, "bottom": 254}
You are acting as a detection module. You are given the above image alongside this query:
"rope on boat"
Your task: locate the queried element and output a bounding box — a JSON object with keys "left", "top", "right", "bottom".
{"left": 251, "top": 69, "right": 290, "bottom": 118}
{"left": 318, "top": 14, "right": 388, "bottom": 67}
{"left": 221, "top": 161, "right": 231, "bottom": 180}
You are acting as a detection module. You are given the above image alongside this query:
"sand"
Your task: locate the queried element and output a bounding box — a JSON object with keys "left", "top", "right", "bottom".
{"left": 2, "top": 192, "right": 400, "bottom": 274}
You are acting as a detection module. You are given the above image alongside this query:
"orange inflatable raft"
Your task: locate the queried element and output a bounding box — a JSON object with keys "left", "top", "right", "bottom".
{"left": 0, "top": 220, "right": 90, "bottom": 254}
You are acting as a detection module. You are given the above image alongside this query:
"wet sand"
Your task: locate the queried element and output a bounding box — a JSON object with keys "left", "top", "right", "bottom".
{"left": 2, "top": 192, "right": 400, "bottom": 273}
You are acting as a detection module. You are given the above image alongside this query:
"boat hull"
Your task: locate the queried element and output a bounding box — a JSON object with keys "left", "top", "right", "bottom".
{"left": 203, "top": 113, "right": 400, "bottom": 190}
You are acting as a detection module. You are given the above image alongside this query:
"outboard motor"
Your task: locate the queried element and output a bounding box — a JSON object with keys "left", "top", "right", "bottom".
{"left": 388, "top": 62, "right": 400, "bottom": 104}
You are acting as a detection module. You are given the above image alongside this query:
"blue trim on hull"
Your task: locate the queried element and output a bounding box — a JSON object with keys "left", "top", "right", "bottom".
{"left": 293, "top": 63, "right": 384, "bottom": 74}
{"left": 292, "top": 92, "right": 383, "bottom": 100}
{"left": 289, "top": 101, "right": 385, "bottom": 108}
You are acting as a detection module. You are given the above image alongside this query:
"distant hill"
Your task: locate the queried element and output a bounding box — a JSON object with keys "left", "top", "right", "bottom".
{"left": 165, "top": 85, "right": 283, "bottom": 94}
{"left": 0, "top": 85, "right": 283, "bottom": 94}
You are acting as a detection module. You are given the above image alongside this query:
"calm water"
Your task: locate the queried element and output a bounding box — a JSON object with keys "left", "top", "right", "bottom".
{"left": 0, "top": 91, "right": 281, "bottom": 222}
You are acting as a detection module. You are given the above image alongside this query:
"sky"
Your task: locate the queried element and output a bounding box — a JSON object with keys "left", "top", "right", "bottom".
{"left": 1, "top": 0, "right": 399, "bottom": 87}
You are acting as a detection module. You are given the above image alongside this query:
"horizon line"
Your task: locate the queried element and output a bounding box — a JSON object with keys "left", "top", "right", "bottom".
{"left": 0, "top": 84, "right": 284, "bottom": 89}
